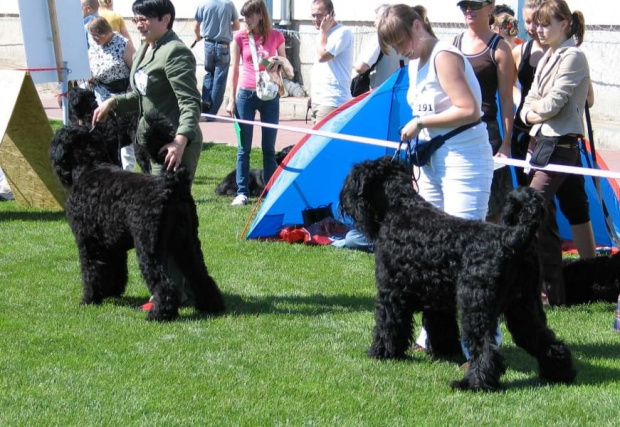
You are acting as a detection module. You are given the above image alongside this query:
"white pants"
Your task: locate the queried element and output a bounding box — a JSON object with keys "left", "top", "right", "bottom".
{"left": 416, "top": 139, "right": 493, "bottom": 221}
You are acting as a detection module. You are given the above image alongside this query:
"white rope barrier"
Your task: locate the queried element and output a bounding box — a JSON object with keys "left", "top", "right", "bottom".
{"left": 202, "top": 113, "right": 620, "bottom": 180}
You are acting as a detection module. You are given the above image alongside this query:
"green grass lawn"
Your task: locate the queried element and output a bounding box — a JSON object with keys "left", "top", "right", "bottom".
{"left": 1, "top": 140, "right": 619, "bottom": 426}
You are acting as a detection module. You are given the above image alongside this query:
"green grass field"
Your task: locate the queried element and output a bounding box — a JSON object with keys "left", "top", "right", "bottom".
{"left": 1, "top": 138, "right": 619, "bottom": 426}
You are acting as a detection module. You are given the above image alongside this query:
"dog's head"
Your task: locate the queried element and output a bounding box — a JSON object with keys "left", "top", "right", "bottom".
{"left": 140, "top": 109, "right": 177, "bottom": 165}
{"left": 339, "top": 157, "right": 419, "bottom": 239}
{"left": 68, "top": 88, "right": 98, "bottom": 125}
{"left": 276, "top": 145, "right": 294, "bottom": 165}
{"left": 49, "top": 125, "right": 118, "bottom": 187}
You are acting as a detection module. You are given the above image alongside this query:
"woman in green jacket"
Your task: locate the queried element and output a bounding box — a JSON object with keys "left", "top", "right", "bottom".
{"left": 93, "top": 0, "right": 202, "bottom": 179}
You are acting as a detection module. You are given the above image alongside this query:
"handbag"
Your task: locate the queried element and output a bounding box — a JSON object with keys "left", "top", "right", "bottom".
{"left": 301, "top": 203, "right": 334, "bottom": 227}
{"left": 248, "top": 33, "right": 279, "bottom": 101}
{"left": 409, "top": 119, "right": 482, "bottom": 167}
{"left": 350, "top": 52, "right": 383, "bottom": 97}
{"left": 529, "top": 135, "right": 559, "bottom": 167}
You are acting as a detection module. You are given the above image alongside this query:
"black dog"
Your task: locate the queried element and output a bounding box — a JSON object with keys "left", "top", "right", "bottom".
{"left": 339, "top": 157, "right": 576, "bottom": 391}
{"left": 68, "top": 87, "right": 151, "bottom": 173}
{"left": 50, "top": 110, "right": 225, "bottom": 321}
{"left": 563, "top": 253, "right": 620, "bottom": 306}
{"left": 215, "top": 145, "right": 293, "bottom": 197}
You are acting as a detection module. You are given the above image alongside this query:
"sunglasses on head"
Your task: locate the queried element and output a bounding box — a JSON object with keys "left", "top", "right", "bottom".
{"left": 459, "top": 2, "right": 490, "bottom": 12}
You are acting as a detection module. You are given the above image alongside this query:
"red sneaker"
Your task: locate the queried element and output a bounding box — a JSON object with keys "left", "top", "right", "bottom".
{"left": 140, "top": 301, "right": 154, "bottom": 311}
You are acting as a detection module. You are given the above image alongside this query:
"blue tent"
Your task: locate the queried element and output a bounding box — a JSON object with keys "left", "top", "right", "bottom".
{"left": 555, "top": 142, "right": 620, "bottom": 247}
{"left": 245, "top": 66, "right": 620, "bottom": 247}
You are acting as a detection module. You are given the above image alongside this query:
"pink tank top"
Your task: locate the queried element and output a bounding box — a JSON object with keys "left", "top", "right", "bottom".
{"left": 234, "top": 29, "right": 285, "bottom": 89}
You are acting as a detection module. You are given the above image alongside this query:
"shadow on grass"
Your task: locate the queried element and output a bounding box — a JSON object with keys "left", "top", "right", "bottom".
{"left": 498, "top": 342, "right": 620, "bottom": 390}
{"left": 222, "top": 292, "right": 375, "bottom": 316}
{"left": 0, "top": 210, "right": 66, "bottom": 222}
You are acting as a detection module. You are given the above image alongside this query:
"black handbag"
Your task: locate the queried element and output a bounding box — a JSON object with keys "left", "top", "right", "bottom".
{"left": 529, "top": 135, "right": 559, "bottom": 167}
{"left": 350, "top": 52, "right": 384, "bottom": 97}
{"left": 410, "top": 119, "right": 482, "bottom": 167}
{"left": 302, "top": 203, "right": 334, "bottom": 227}
{"left": 99, "top": 78, "right": 130, "bottom": 94}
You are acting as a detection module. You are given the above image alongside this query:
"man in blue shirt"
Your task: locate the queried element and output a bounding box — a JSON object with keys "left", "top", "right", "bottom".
{"left": 81, "top": 0, "right": 100, "bottom": 48}
{"left": 194, "top": 0, "right": 240, "bottom": 119}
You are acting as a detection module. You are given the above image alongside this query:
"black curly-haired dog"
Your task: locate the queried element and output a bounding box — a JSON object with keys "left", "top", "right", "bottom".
{"left": 215, "top": 145, "right": 294, "bottom": 197}
{"left": 68, "top": 87, "right": 151, "bottom": 173}
{"left": 50, "top": 110, "right": 225, "bottom": 321}
{"left": 339, "top": 157, "right": 576, "bottom": 391}
{"left": 562, "top": 253, "right": 620, "bottom": 306}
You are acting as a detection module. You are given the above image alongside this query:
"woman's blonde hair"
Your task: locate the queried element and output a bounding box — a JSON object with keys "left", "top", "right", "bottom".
{"left": 240, "top": 0, "right": 272, "bottom": 41}
{"left": 533, "top": 0, "right": 585, "bottom": 46}
{"left": 377, "top": 4, "right": 435, "bottom": 55}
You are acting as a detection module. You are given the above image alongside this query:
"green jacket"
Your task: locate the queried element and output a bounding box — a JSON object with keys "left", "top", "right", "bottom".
{"left": 114, "top": 30, "right": 202, "bottom": 146}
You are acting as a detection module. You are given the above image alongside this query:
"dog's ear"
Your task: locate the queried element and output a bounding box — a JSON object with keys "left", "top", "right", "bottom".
{"left": 50, "top": 127, "right": 76, "bottom": 187}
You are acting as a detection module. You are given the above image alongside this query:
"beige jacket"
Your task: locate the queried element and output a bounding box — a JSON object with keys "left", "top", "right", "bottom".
{"left": 520, "top": 38, "right": 590, "bottom": 137}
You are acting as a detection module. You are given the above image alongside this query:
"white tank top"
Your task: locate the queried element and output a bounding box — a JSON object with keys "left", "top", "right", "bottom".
{"left": 406, "top": 40, "right": 487, "bottom": 144}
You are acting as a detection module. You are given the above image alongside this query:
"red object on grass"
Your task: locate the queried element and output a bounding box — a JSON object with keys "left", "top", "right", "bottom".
{"left": 140, "top": 301, "right": 154, "bottom": 311}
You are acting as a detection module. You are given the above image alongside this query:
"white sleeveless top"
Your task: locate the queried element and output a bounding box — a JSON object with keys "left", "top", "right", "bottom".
{"left": 407, "top": 40, "right": 487, "bottom": 144}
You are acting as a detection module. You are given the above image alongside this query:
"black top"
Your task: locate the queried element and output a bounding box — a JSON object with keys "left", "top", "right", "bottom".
{"left": 514, "top": 41, "right": 536, "bottom": 131}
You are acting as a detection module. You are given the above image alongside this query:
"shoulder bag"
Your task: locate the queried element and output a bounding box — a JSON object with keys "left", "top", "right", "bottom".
{"left": 248, "top": 33, "right": 279, "bottom": 101}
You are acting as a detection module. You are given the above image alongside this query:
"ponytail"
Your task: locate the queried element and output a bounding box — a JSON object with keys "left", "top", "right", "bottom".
{"left": 569, "top": 11, "right": 585, "bottom": 46}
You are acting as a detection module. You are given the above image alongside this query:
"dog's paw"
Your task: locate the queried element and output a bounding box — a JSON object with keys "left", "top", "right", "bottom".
{"left": 146, "top": 307, "right": 179, "bottom": 322}
{"left": 367, "top": 342, "right": 406, "bottom": 360}
{"left": 81, "top": 295, "right": 103, "bottom": 305}
{"left": 449, "top": 378, "right": 502, "bottom": 392}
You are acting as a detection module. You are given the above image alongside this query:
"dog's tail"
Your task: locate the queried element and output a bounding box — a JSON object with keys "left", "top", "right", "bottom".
{"left": 502, "top": 186, "right": 545, "bottom": 252}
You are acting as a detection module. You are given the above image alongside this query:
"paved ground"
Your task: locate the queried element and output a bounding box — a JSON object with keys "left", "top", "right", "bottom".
{"left": 39, "top": 91, "right": 620, "bottom": 173}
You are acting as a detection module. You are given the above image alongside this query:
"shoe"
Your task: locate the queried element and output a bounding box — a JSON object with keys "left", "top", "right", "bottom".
{"left": 201, "top": 102, "right": 211, "bottom": 114}
{"left": 140, "top": 301, "right": 154, "bottom": 311}
{"left": 231, "top": 195, "right": 248, "bottom": 206}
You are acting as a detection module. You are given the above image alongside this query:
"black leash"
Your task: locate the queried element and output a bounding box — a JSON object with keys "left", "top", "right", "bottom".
{"left": 391, "top": 137, "right": 419, "bottom": 183}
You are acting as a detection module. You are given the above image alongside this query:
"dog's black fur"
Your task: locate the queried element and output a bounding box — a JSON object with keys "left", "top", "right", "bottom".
{"left": 563, "top": 253, "right": 620, "bottom": 306}
{"left": 339, "top": 157, "right": 576, "bottom": 391}
{"left": 68, "top": 87, "right": 151, "bottom": 173}
{"left": 50, "top": 110, "right": 225, "bottom": 321}
{"left": 215, "top": 145, "right": 294, "bottom": 197}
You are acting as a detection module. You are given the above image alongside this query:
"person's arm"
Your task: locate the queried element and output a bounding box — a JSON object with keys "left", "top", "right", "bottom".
{"left": 162, "top": 48, "right": 202, "bottom": 171}
{"left": 225, "top": 39, "right": 241, "bottom": 116}
{"left": 495, "top": 39, "right": 516, "bottom": 157}
{"left": 354, "top": 62, "right": 370, "bottom": 74}
{"left": 271, "top": 42, "right": 294, "bottom": 79}
{"left": 231, "top": 18, "right": 240, "bottom": 32}
{"left": 530, "top": 50, "right": 587, "bottom": 120}
{"left": 401, "top": 51, "right": 480, "bottom": 140}
{"left": 587, "top": 81, "right": 594, "bottom": 108}
{"left": 512, "top": 43, "right": 523, "bottom": 108}
{"left": 316, "top": 14, "right": 335, "bottom": 62}
{"left": 119, "top": 25, "right": 133, "bottom": 47}
{"left": 193, "top": 21, "right": 202, "bottom": 42}
{"left": 354, "top": 42, "right": 380, "bottom": 75}
{"left": 123, "top": 40, "right": 135, "bottom": 70}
